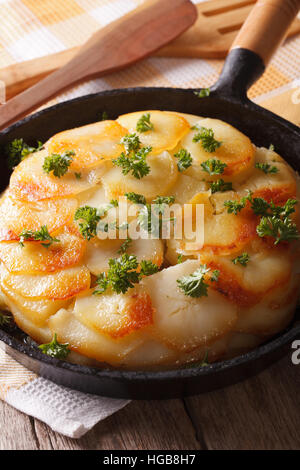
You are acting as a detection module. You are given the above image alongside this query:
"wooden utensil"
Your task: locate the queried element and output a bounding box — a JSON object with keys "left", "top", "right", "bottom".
{"left": 0, "top": 0, "right": 197, "bottom": 130}
{"left": 2, "top": 0, "right": 300, "bottom": 100}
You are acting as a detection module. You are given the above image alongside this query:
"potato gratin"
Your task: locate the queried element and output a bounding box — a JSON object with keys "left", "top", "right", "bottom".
{"left": 0, "top": 111, "right": 299, "bottom": 369}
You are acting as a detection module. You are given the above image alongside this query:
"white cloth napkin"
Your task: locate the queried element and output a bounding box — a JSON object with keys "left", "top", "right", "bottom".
{"left": 0, "top": 348, "right": 129, "bottom": 438}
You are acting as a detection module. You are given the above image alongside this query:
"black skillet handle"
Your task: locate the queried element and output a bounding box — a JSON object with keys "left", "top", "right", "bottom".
{"left": 210, "top": 0, "right": 300, "bottom": 101}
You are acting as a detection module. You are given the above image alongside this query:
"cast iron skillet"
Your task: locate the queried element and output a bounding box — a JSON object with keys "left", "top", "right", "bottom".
{"left": 0, "top": 0, "right": 299, "bottom": 399}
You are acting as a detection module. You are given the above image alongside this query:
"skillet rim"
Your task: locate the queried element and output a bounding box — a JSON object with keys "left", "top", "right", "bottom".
{"left": 0, "top": 86, "right": 299, "bottom": 388}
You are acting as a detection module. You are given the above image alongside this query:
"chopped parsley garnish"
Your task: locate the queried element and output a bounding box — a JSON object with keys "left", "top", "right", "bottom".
{"left": 93, "top": 254, "right": 158, "bottom": 295}
{"left": 255, "top": 162, "right": 278, "bottom": 174}
{"left": 174, "top": 148, "right": 192, "bottom": 172}
{"left": 194, "top": 88, "right": 210, "bottom": 98}
{"left": 19, "top": 225, "right": 59, "bottom": 248}
{"left": 256, "top": 216, "right": 300, "bottom": 245}
{"left": 125, "top": 192, "right": 147, "bottom": 205}
{"left": 43, "top": 150, "right": 75, "bottom": 178}
{"left": 193, "top": 127, "right": 222, "bottom": 153}
{"left": 74, "top": 206, "right": 101, "bottom": 240}
{"left": 136, "top": 113, "right": 154, "bottom": 133}
{"left": 177, "top": 264, "right": 211, "bottom": 298}
{"left": 140, "top": 259, "right": 159, "bottom": 276}
{"left": 101, "top": 111, "right": 108, "bottom": 121}
{"left": 177, "top": 254, "right": 183, "bottom": 264}
{"left": 112, "top": 146, "right": 151, "bottom": 179}
{"left": 110, "top": 199, "right": 119, "bottom": 207}
{"left": 120, "top": 133, "right": 141, "bottom": 153}
{"left": 5, "top": 138, "right": 43, "bottom": 169}
{"left": 232, "top": 253, "right": 250, "bottom": 267}
{"left": 201, "top": 158, "right": 227, "bottom": 175}
{"left": 118, "top": 237, "right": 132, "bottom": 254}
{"left": 269, "top": 144, "right": 275, "bottom": 151}
{"left": 209, "top": 179, "right": 233, "bottom": 194}
{"left": 211, "top": 269, "right": 220, "bottom": 282}
{"left": 0, "top": 311, "right": 12, "bottom": 327}
{"left": 74, "top": 172, "right": 82, "bottom": 179}
{"left": 224, "top": 193, "right": 300, "bottom": 244}
{"left": 39, "top": 333, "right": 70, "bottom": 359}
{"left": 137, "top": 196, "right": 175, "bottom": 236}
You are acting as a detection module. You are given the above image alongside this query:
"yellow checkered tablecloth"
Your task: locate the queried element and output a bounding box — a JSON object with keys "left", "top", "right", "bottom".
{"left": 0, "top": 0, "right": 299, "bottom": 438}
{"left": 0, "top": 0, "right": 299, "bottom": 107}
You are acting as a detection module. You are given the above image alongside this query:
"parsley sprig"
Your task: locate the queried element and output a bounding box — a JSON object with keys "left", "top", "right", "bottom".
{"left": 137, "top": 196, "right": 175, "bottom": 236}
{"left": 177, "top": 265, "right": 213, "bottom": 298}
{"left": 232, "top": 253, "right": 250, "bottom": 267}
{"left": 74, "top": 206, "right": 101, "bottom": 240}
{"left": 19, "top": 225, "right": 59, "bottom": 248}
{"left": 93, "top": 254, "right": 158, "bottom": 295}
{"left": 0, "top": 311, "right": 12, "bottom": 327}
{"left": 113, "top": 146, "right": 151, "bottom": 179}
{"left": 194, "top": 88, "right": 210, "bottom": 98}
{"left": 43, "top": 150, "right": 75, "bottom": 177}
{"left": 224, "top": 192, "right": 299, "bottom": 244}
{"left": 136, "top": 113, "right": 154, "bottom": 133}
{"left": 125, "top": 192, "right": 147, "bottom": 205}
{"left": 255, "top": 162, "right": 278, "bottom": 174}
{"left": 209, "top": 179, "right": 233, "bottom": 194}
{"left": 174, "top": 148, "right": 192, "bottom": 172}
{"left": 120, "top": 133, "right": 141, "bottom": 153}
{"left": 201, "top": 158, "right": 227, "bottom": 175}
{"left": 5, "top": 138, "right": 43, "bottom": 169}
{"left": 193, "top": 127, "right": 222, "bottom": 153}
{"left": 39, "top": 333, "right": 70, "bottom": 359}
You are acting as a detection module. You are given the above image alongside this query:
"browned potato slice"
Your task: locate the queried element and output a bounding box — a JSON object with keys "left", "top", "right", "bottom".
{"left": 1, "top": 282, "right": 70, "bottom": 327}
{"left": 181, "top": 118, "right": 255, "bottom": 181}
{"left": 0, "top": 226, "right": 86, "bottom": 274}
{"left": 0, "top": 190, "right": 77, "bottom": 241}
{"left": 74, "top": 285, "right": 153, "bottom": 339}
{"left": 238, "top": 147, "right": 297, "bottom": 204}
{"left": 10, "top": 149, "right": 108, "bottom": 201}
{"left": 48, "top": 308, "right": 146, "bottom": 366}
{"left": 117, "top": 111, "right": 190, "bottom": 154}
{"left": 46, "top": 120, "right": 127, "bottom": 170}
{"left": 1, "top": 265, "right": 91, "bottom": 300}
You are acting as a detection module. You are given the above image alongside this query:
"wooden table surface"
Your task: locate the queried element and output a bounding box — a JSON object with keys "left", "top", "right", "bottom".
{"left": 0, "top": 353, "right": 299, "bottom": 450}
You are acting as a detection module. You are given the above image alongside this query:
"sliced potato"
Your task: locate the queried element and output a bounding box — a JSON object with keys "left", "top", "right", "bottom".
{"left": 181, "top": 118, "right": 255, "bottom": 181}
{"left": 181, "top": 192, "right": 258, "bottom": 256}
{"left": 10, "top": 149, "right": 108, "bottom": 201}
{"left": 200, "top": 243, "right": 292, "bottom": 306}
{"left": 141, "top": 260, "right": 238, "bottom": 352}
{"left": 1, "top": 265, "right": 91, "bottom": 300}
{"left": 234, "top": 275, "right": 299, "bottom": 336}
{"left": 85, "top": 236, "right": 164, "bottom": 275}
{"left": 74, "top": 285, "right": 153, "bottom": 339}
{"left": 48, "top": 308, "right": 146, "bottom": 365}
{"left": 46, "top": 120, "right": 127, "bottom": 170}
{"left": 102, "top": 150, "right": 178, "bottom": 200}
{"left": 0, "top": 226, "right": 86, "bottom": 274}
{"left": 1, "top": 282, "right": 70, "bottom": 327}
{"left": 0, "top": 190, "right": 77, "bottom": 241}
{"left": 171, "top": 173, "right": 208, "bottom": 204}
{"left": 117, "top": 110, "right": 190, "bottom": 154}
{"left": 238, "top": 146, "right": 297, "bottom": 203}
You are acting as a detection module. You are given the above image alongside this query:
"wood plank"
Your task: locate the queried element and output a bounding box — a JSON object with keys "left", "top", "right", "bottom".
{"left": 30, "top": 399, "right": 202, "bottom": 450}
{"left": 0, "top": 400, "right": 39, "bottom": 450}
{"left": 184, "top": 355, "right": 300, "bottom": 450}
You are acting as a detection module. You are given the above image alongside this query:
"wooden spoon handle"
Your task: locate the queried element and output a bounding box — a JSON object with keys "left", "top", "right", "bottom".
{"left": 0, "top": 0, "right": 197, "bottom": 130}
{"left": 231, "top": 0, "right": 300, "bottom": 65}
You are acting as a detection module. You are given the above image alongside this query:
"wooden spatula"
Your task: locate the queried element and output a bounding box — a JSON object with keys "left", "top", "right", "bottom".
{"left": 0, "top": 0, "right": 197, "bottom": 130}
{"left": 2, "top": 0, "right": 300, "bottom": 101}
